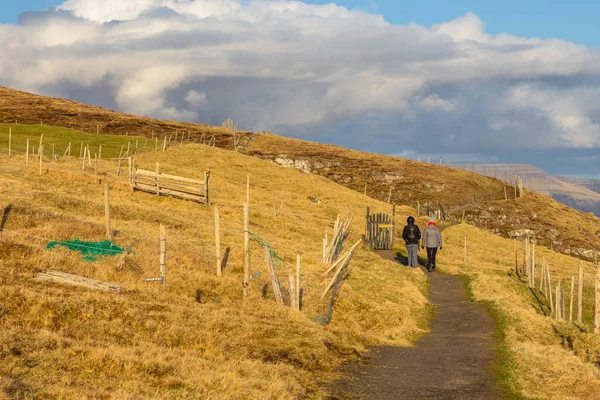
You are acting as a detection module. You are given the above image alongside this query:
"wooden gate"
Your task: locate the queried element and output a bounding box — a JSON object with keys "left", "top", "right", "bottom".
{"left": 365, "top": 206, "right": 395, "bottom": 250}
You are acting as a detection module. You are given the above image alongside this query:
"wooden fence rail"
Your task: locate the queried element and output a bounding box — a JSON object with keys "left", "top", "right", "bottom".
{"left": 132, "top": 166, "right": 210, "bottom": 204}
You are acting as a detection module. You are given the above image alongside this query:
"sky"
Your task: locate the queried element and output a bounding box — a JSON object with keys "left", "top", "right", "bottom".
{"left": 1, "top": 0, "right": 600, "bottom": 177}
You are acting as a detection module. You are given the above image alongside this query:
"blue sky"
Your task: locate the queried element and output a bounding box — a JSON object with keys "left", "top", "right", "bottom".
{"left": 4, "top": 0, "right": 598, "bottom": 47}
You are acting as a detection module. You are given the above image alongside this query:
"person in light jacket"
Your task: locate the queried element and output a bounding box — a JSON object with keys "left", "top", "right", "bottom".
{"left": 402, "top": 216, "right": 421, "bottom": 268}
{"left": 422, "top": 217, "right": 442, "bottom": 272}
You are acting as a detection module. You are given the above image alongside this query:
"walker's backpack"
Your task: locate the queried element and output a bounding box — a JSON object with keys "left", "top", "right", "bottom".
{"left": 407, "top": 226, "right": 417, "bottom": 242}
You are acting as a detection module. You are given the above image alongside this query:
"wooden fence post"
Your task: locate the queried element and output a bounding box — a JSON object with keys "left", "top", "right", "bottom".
{"left": 79, "top": 142, "right": 83, "bottom": 158}
{"left": 82, "top": 146, "right": 87, "bottom": 171}
{"left": 540, "top": 259, "right": 546, "bottom": 294}
{"left": 243, "top": 202, "right": 250, "bottom": 297}
{"left": 246, "top": 175, "right": 250, "bottom": 204}
{"left": 8, "top": 127, "right": 11, "bottom": 157}
{"left": 87, "top": 145, "right": 91, "bottom": 166}
{"left": 570, "top": 276, "right": 575, "bottom": 323}
{"left": 595, "top": 263, "right": 600, "bottom": 333}
{"left": 531, "top": 244, "right": 536, "bottom": 288}
{"left": 163, "top": 137, "right": 167, "bottom": 152}
{"left": 104, "top": 184, "right": 111, "bottom": 240}
{"left": 214, "top": 206, "right": 221, "bottom": 277}
{"left": 128, "top": 157, "right": 132, "bottom": 186}
{"left": 547, "top": 266, "right": 554, "bottom": 314}
{"left": 205, "top": 171, "right": 210, "bottom": 205}
{"left": 68, "top": 141, "right": 71, "bottom": 157}
{"left": 25, "top": 139, "right": 29, "bottom": 166}
{"left": 391, "top": 203, "right": 396, "bottom": 248}
{"left": 39, "top": 145, "right": 43, "bottom": 175}
{"left": 99, "top": 145, "right": 102, "bottom": 159}
{"left": 578, "top": 262, "right": 584, "bottom": 324}
{"left": 38, "top": 134, "right": 43, "bottom": 157}
{"left": 296, "top": 255, "right": 301, "bottom": 311}
{"left": 555, "top": 280, "right": 561, "bottom": 319}
{"left": 159, "top": 224, "right": 166, "bottom": 287}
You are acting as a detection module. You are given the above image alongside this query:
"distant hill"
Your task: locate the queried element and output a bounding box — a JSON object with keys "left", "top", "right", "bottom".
{"left": 555, "top": 176, "right": 600, "bottom": 195}
{"left": 454, "top": 163, "right": 600, "bottom": 217}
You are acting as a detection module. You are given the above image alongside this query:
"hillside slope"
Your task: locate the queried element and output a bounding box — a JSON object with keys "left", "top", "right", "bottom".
{"left": 0, "top": 137, "right": 429, "bottom": 399}
{"left": 0, "top": 86, "right": 252, "bottom": 149}
{"left": 245, "top": 134, "right": 600, "bottom": 260}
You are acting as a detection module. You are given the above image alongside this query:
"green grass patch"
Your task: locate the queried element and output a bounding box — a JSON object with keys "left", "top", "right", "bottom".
{"left": 0, "top": 123, "right": 149, "bottom": 158}
{"left": 461, "top": 273, "right": 526, "bottom": 400}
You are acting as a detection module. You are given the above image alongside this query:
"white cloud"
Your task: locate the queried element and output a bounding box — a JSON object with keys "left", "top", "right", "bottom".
{"left": 419, "top": 94, "right": 455, "bottom": 112}
{"left": 0, "top": 0, "right": 599, "bottom": 157}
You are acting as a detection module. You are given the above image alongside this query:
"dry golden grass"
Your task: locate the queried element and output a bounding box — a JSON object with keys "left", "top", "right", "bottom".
{"left": 0, "top": 139, "right": 428, "bottom": 399}
{"left": 438, "top": 223, "right": 600, "bottom": 399}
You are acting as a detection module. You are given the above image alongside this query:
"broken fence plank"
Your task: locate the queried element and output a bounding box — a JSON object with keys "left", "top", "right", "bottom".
{"left": 35, "top": 270, "right": 125, "bottom": 293}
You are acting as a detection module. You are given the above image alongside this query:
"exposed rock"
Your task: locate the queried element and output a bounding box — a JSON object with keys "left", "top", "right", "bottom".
{"left": 372, "top": 172, "right": 404, "bottom": 183}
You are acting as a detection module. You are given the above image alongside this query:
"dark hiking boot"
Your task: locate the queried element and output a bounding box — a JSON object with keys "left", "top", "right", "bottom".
{"left": 426, "top": 263, "right": 432, "bottom": 272}
{"left": 431, "top": 264, "right": 436, "bottom": 271}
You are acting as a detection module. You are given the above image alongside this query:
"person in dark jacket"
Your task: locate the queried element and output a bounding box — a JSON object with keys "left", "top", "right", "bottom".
{"left": 422, "top": 217, "right": 443, "bottom": 272}
{"left": 402, "top": 216, "right": 421, "bottom": 268}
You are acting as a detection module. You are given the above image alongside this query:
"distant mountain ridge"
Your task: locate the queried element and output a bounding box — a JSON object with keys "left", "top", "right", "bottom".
{"left": 458, "top": 163, "right": 600, "bottom": 216}
{"left": 555, "top": 176, "right": 600, "bottom": 195}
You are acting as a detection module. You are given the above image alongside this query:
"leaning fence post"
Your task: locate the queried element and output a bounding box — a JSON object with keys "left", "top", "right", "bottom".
{"left": 569, "top": 276, "right": 575, "bottom": 323}
{"left": 104, "top": 184, "right": 111, "bottom": 239}
{"left": 205, "top": 171, "right": 210, "bottom": 205}
{"left": 159, "top": 224, "right": 167, "bottom": 287}
{"left": 82, "top": 146, "right": 87, "bottom": 171}
{"left": 8, "top": 127, "right": 11, "bottom": 157}
{"left": 214, "top": 206, "right": 221, "bottom": 277}
{"left": 39, "top": 145, "right": 43, "bottom": 175}
{"left": 555, "top": 280, "right": 561, "bottom": 320}
{"left": 547, "top": 266, "right": 554, "bottom": 314}
{"left": 243, "top": 202, "right": 250, "bottom": 297}
{"left": 25, "top": 139, "right": 29, "bottom": 166}
{"left": 578, "top": 262, "right": 584, "bottom": 324}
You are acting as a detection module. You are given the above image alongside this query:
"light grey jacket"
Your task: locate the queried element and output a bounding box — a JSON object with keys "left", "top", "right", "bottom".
{"left": 422, "top": 225, "right": 443, "bottom": 248}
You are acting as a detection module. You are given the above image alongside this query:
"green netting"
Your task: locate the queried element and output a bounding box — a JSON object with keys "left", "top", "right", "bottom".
{"left": 47, "top": 239, "right": 124, "bottom": 262}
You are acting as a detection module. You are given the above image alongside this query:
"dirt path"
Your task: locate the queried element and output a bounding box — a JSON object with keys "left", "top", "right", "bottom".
{"left": 330, "top": 250, "right": 501, "bottom": 399}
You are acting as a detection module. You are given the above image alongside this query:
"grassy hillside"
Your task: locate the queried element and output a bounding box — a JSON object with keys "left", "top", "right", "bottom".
{"left": 0, "top": 135, "right": 429, "bottom": 399}
{"left": 245, "top": 134, "right": 600, "bottom": 260}
{"left": 0, "top": 87, "right": 251, "bottom": 149}
{"left": 439, "top": 223, "right": 600, "bottom": 399}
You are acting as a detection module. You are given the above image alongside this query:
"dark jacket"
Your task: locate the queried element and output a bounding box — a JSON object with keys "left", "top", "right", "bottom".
{"left": 402, "top": 223, "right": 421, "bottom": 245}
{"left": 422, "top": 225, "right": 443, "bottom": 248}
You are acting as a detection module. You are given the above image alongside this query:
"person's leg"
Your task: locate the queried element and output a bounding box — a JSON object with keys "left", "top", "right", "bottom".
{"left": 408, "top": 244, "right": 418, "bottom": 268}
{"left": 431, "top": 247, "right": 438, "bottom": 269}
{"left": 405, "top": 245, "right": 411, "bottom": 266}
{"left": 412, "top": 245, "right": 419, "bottom": 268}
{"left": 426, "top": 247, "right": 433, "bottom": 266}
